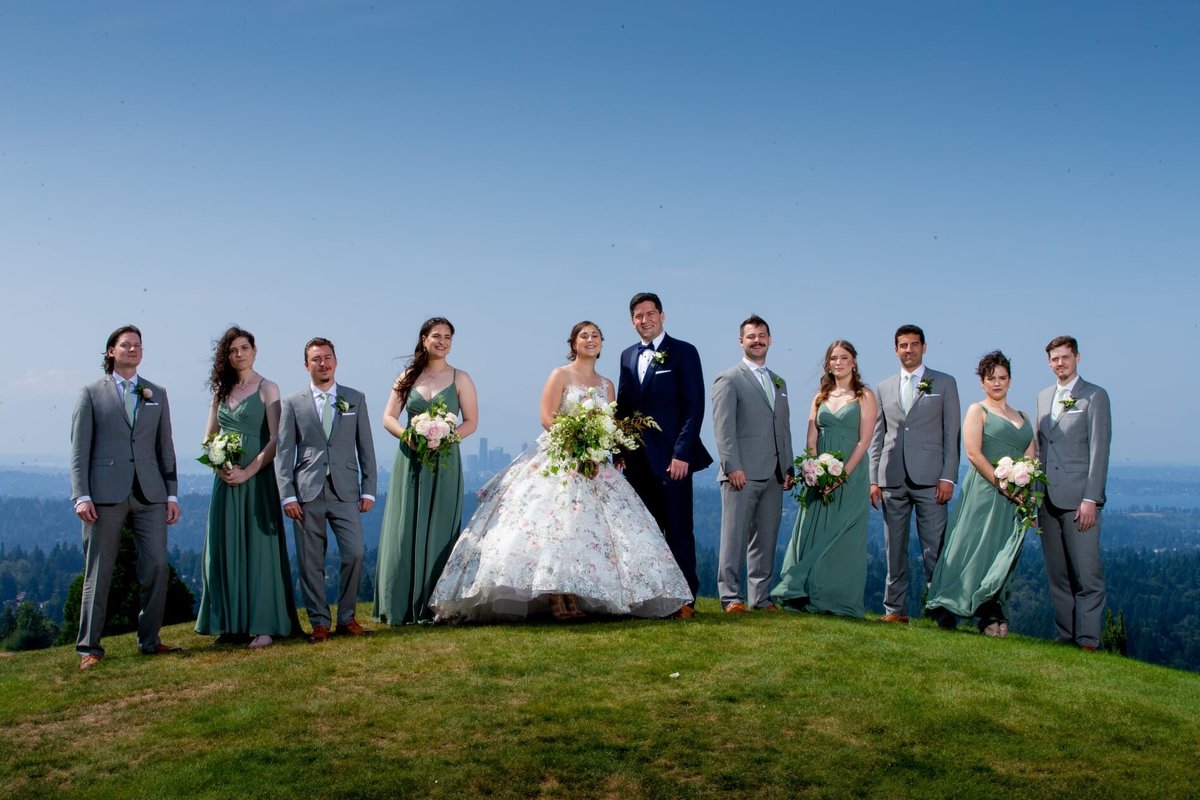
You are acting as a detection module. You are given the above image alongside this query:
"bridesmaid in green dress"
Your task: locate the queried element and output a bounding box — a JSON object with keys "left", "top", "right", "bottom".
{"left": 926, "top": 351, "right": 1036, "bottom": 637}
{"left": 195, "top": 327, "right": 300, "bottom": 648}
{"left": 773, "top": 340, "right": 877, "bottom": 618}
{"left": 373, "top": 317, "right": 478, "bottom": 625}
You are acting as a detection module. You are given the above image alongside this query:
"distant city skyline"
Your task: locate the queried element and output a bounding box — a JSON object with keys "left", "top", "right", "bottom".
{"left": 4, "top": 2, "right": 1198, "bottom": 472}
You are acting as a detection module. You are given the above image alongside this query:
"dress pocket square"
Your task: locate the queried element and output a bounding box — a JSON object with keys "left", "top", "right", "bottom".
{"left": 1065, "top": 408, "right": 1084, "bottom": 414}
{"left": 144, "top": 402, "right": 160, "bottom": 406}
{"left": 654, "top": 369, "right": 672, "bottom": 375}
{"left": 341, "top": 412, "right": 357, "bottom": 416}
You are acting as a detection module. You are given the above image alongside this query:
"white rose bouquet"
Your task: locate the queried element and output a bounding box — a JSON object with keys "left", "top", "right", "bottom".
{"left": 403, "top": 397, "right": 462, "bottom": 469}
{"left": 792, "top": 448, "right": 847, "bottom": 509}
{"left": 992, "top": 455, "right": 1048, "bottom": 531}
{"left": 542, "top": 387, "right": 659, "bottom": 480}
{"left": 198, "top": 431, "right": 244, "bottom": 471}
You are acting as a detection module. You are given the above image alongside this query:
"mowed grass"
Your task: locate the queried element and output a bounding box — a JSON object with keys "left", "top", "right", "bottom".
{"left": 2, "top": 599, "right": 1199, "bottom": 799}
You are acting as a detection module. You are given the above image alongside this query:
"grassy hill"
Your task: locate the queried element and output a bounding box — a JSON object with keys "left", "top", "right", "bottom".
{"left": 2, "top": 600, "right": 1199, "bottom": 799}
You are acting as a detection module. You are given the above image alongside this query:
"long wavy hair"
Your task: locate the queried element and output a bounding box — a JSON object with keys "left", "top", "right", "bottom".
{"left": 208, "top": 326, "right": 256, "bottom": 404}
{"left": 815, "top": 339, "right": 865, "bottom": 407}
{"left": 102, "top": 324, "right": 142, "bottom": 374}
{"left": 566, "top": 320, "right": 603, "bottom": 361}
{"left": 393, "top": 317, "right": 455, "bottom": 405}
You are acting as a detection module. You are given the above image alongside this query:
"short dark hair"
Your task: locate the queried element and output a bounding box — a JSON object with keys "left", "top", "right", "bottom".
{"left": 894, "top": 324, "right": 925, "bottom": 347}
{"left": 304, "top": 337, "right": 336, "bottom": 362}
{"left": 739, "top": 314, "right": 770, "bottom": 336}
{"left": 629, "top": 292, "right": 663, "bottom": 315}
{"left": 102, "top": 324, "right": 142, "bottom": 374}
{"left": 976, "top": 350, "right": 1012, "bottom": 380}
{"left": 1045, "top": 335, "right": 1078, "bottom": 355}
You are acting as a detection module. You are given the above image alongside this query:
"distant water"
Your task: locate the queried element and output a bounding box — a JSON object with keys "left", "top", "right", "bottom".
{"left": 1107, "top": 494, "right": 1200, "bottom": 510}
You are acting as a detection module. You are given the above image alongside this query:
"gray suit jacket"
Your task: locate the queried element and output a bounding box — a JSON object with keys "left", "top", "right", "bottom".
{"left": 70, "top": 375, "right": 178, "bottom": 504}
{"left": 869, "top": 367, "right": 961, "bottom": 488}
{"left": 712, "top": 363, "right": 793, "bottom": 483}
{"left": 276, "top": 385, "right": 377, "bottom": 504}
{"left": 1036, "top": 378, "right": 1111, "bottom": 509}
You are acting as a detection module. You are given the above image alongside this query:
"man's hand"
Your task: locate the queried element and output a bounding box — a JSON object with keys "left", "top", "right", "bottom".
{"left": 359, "top": 498, "right": 375, "bottom": 513}
{"left": 935, "top": 480, "right": 955, "bottom": 505}
{"left": 1075, "top": 499, "right": 1098, "bottom": 532}
{"left": 166, "top": 500, "right": 181, "bottom": 525}
{"left": 727, "top": 470, "right": 746, "bottom": 491}
{"left": 283, "top": 501, "right": 304, "bottom": 521}
{"left": 783, "top": 474, "right": 794, "bottom": 491}
{"left": 667, "top": 458, "right": 690, "bottom": 481}
{"left": 869, "top": 484, "right": 883, "bottom": 509}
{"left": 75, "top": 500, "right": 98, "bottom": 524}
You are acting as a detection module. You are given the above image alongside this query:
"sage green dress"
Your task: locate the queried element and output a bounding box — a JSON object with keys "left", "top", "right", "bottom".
{"left": 373, "top": 381, "right": 465, "bottom": 624}
{"left": 926, "top": 408, "right": 1033, "bottom": 626}
{"left": 195, "top": 388, "right": 300, "bottom": 637}
{"left": 772, "top": 402, "right": 867, "bottom": 618}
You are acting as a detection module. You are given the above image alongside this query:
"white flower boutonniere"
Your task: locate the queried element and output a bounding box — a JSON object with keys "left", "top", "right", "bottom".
{"left": 773, "top": 375, "right": 785, "bottom": 390}
{"left": 651, "top": 350, "right": 667, "bottom": 366}
{"left": 916, "top": 377, "right": 933, "bottom": 395}
{"left": 335, "top": 396, "right": 350, "bottom": 413}
{"left": 1060, "top": 395, "right": 1077, "bottom": 411}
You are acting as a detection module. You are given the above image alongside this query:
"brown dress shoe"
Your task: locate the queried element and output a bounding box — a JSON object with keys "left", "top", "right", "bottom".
{"left": 79, "top": 654, "right": 102, "bottom": 671}
{"left": 336, "top": 618, "right": 371, "bottom": 636}
{"left": 723, "top": 602, "right": 749, "bottom": 614}
{"left": 879, "top": 613, "right": 909, "bottom": 624}
{"left": 670, "top": 605, "right": 697, "bottom": 620}
{"left": 1080, "top": 644, "right": 1098, "bottom": 653}
{"left": 758, "top": 603, "right": 781, "bottom": 612}
{"left": 141, "top": 643, "right": 183, "bottom": 655}
{"left": 308, "top": 625, "right": 332, "bottom": 643}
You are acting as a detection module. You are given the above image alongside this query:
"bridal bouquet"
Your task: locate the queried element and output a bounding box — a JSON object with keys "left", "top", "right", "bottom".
{"left": 792, "top": 449, "right": 847, "bottom": 509}
{"left": 198, "top": 431, "right": 244, "bottom": 471}
{"left": 542, "top": 387, "right": 659, "bottom": 480}
{"left": 404, "top": 397, "right": 462, "bottom": 469}
{"left": 993, "top": 455, "right": 1047, "bottom": 531}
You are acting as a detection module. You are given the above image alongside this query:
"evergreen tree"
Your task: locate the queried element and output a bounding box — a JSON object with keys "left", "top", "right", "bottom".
{"left": 2, "top": 600, "right": 58, "bottom": 651}
{"left": 56, "top": 526, "right": 196, "bottom": 646}
{"left": 1102, "top": 608, "right": 1128, "bottom": 656}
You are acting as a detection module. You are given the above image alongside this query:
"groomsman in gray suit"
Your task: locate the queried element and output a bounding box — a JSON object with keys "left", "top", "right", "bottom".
{"left": 869, "top": 324, "right": 961, "bottom": 623}
{"left": 276, "top": 337, "right": 377, "bottom": 643}
{"left": 71, "top": 325, "right": 181, "bottom": 669}
{"left": 712, "top": 315, "right": 794, "bottom": 613}
{"left": 1036, "top": 335, "right": 1111, "bottom": 652}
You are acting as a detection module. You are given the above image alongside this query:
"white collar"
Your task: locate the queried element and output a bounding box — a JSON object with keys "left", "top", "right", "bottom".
{"left": 742, "top": 358, "right": 768, "bottom": 373}
{"left": 311, "top": 383, "right": 338, "bottom": 400}
{"left": 1057, "top": 375, "right": 1081, "bottom": 393}
{"left": 901, "top": 365, "right": 926, "bottom": 381}
{"left": 641, "top": 332, "right": 667, "bottom": 350}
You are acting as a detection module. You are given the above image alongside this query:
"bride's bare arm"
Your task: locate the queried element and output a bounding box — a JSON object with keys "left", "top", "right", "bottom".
{"left": 540, "top": 368, "right": 567, "bottom": 430}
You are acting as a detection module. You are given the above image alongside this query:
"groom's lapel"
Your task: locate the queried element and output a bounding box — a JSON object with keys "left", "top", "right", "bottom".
{"left": 738, "top": 364, "right": 771, "bottom": 410}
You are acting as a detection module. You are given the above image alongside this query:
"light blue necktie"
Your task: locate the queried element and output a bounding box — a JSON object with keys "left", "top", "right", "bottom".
{"left": 757, "top": 368, "right": 775, "bottom": 410}
{"left": 901, "top": 374, "right": 915, "bottom": 413}
{"left": 122, "top": 379, "right": 137, "bottom": 424}
{"left": 321, "top": 392, "right": 334, "bottom": 438}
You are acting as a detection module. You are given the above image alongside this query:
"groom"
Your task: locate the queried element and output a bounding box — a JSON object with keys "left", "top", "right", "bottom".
{"left": 1036, "top": 335, "right": 1111, "bottom": 652}
{"left": 869, "top": 324, "right": 961, "bottom": 623}
{"left": 276, "top": 337, "right": 377, "bottom": 643}
{"left": 617, "top": 292, "right": 713, "bottom": 617}
{"left": 71, "top": 324, "right": 181, "bottom": 670}
{"left": 712, "top": 314, "right": 794, "bottom": 614}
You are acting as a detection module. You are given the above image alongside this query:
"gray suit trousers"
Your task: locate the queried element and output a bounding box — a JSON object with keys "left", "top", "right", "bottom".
{"left": 76, "top": 494, "right": 169, "bottom": 656}
{"left": 293, "top": 479, "right": 365, "bottom": 628}
{"left": 1039, "top": 499, "right": 1105, "bottom": 648}
{"left": 718, "top": 478, "right": 783, "bottom": 608}
{"left": 881, "top": 481, "right": 946, "bottom": 614}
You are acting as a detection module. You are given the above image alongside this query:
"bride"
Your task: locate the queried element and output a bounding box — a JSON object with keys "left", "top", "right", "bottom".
{"left": 429, "top": 321, "right": 694, "bottom": 621}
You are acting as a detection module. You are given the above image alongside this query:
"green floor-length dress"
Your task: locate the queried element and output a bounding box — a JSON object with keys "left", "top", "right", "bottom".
{"left": 373, "top": 381, "right": 465, "bottom": 625}
{"left": 926, "top": 408, "right": 1033, "bottom": 625}
{"left": 772, "top": 402, "right": 868, "bottom": 618}
{"left": 195, "top": 388, "right": 300, "bottom": 637}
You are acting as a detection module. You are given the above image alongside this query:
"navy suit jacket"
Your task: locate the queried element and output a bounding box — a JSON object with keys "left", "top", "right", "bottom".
{"left": 616, "top": 333, "right": 713, "bottom": 479}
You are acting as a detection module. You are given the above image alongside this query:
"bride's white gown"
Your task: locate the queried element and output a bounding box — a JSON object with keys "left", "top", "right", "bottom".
{"left": 429, "top": 385, "right": 693, "bottom": 620}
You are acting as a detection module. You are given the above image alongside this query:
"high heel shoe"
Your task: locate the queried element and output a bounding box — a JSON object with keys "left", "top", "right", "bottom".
{"left": 550, "top": 594, "right": 573, "bottom": 621}
{"left": 564, "top": 594, "right": 586, "bottom": 619}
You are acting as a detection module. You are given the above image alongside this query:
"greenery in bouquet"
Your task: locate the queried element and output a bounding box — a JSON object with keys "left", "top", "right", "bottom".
{"left": 403, "top": 396, "right": 462, "bottom": 469}
{"left": 542, "top": 387, "right": 659, "bottom": 479}
{"left": 198, "top": 431, "right": 244, "bottom": 471}
{"left": 993, "top": 455, "right": 1048, "bottom": 531}
{"left": 792, "top": 448, "right": 847, "bottom": 509}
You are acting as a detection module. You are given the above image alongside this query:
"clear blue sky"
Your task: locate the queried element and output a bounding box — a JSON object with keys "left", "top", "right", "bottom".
{"left": 3, "top": 1, "right": 1197, "bottom": 471}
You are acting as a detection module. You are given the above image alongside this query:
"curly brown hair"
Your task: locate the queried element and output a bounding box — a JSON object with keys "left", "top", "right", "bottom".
{"left": 393, "top": 318, "right": 455, "bottom": 405}
{"left": 815, "top": 339, "right": 865, "bottom": 407}
{"left": 208, "top": 326, "right": 256, "bottom": 404}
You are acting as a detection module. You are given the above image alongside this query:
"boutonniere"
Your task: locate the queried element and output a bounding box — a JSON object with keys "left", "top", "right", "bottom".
{"left": 773, "top": 375, "right": 784, "bottom": 389}
{"left": 916, "top": 377, "right": 933, "bottom": 395}
{"left": 651, "top": 350, "right": 667, "bottom": 366}
{"left": 1060, "top": 395, "right": 1077, "bottom": 411}
{"left": 335, "top": 396, "right": 351, "bottom": 413}
{"left": 136, "top": 383, "right": 153, "bottom": 401}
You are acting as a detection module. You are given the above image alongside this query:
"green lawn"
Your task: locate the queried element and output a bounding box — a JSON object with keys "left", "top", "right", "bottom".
{"left": 3, "top": 600, "right": 1198, "bottom": 799}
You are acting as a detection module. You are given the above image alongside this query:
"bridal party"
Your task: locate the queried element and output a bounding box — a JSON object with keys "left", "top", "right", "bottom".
{"left": 68, "top": 294, "right": 1111, "bottom": 670}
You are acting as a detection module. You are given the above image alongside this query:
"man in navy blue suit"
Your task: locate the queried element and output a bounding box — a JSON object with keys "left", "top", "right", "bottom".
{"left": 617, "top": 292, "right": 713, "bottom": 617}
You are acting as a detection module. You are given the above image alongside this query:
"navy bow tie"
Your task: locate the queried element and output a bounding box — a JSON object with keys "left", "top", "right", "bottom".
{"left": 638, "top": 342, "right": 656, "bottom": 353}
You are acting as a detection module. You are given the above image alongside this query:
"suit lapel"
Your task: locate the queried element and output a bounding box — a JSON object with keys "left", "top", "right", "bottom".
{"left": 107, "top": 377, "right": 133, "bottom": 430}
{"left": 739, "top": 364, "right": 773, "bottom": 411}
